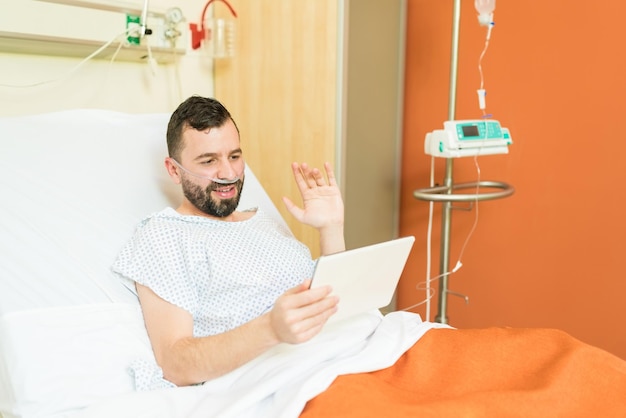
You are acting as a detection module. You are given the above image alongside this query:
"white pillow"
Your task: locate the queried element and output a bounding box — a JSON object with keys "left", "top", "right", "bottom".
{"left": 0, "top": 110, "right": 178, "bottom": 315}
{"left": 0, "top": 304, "right": 154, "bottom": 418}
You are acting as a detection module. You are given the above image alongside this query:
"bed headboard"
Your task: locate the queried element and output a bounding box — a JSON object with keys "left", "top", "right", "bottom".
{"left": 0, "top": 109, "right": 288, "bottom": 418}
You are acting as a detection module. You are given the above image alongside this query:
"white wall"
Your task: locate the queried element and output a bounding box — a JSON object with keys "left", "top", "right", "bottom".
{"left": 0, "top": 0, "right": 213, "bottom": 116}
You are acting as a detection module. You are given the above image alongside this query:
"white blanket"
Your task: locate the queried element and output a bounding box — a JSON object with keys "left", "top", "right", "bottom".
{"left": 76, "top": 311, "right": 448, "bottom": 418}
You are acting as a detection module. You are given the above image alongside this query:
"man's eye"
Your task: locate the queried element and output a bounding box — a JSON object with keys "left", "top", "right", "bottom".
{"left": 201, "top": 160, "right": 215, "bottom": 165}
{"left": 230, "top": 154, "right": 241, "bottom": 160}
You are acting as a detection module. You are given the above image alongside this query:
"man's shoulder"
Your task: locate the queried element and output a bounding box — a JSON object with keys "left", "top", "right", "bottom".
{"left": 135, "top": 207, "right": 177, "bottom": 226}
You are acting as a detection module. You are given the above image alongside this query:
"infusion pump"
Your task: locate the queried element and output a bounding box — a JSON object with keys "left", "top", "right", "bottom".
{"left": 424, "top": 119, "right": 512, "bottom": 158}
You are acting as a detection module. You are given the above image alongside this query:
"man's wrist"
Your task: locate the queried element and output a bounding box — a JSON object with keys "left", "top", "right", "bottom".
{"left": 319, "top": 224, "right": 345, "bottom": 255}
{"left": 256, "top": 311, "right": 281, "bottom": 346}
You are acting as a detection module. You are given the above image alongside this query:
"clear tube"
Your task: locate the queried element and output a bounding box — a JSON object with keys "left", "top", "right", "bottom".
{"left": 170, "top": 158, "right": 240, "bottom": 184}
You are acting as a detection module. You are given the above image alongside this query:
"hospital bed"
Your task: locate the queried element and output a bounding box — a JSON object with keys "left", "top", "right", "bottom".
{"left": 1, "top": 110, "right": 625, "bottom": 418}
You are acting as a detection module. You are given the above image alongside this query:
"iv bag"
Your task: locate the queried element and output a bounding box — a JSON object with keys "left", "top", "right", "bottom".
{"left": 474, "top": 0, "right": 495, "bottom": 26}
{"left": 475, "top": 0, "right": 495, "bottom": 14}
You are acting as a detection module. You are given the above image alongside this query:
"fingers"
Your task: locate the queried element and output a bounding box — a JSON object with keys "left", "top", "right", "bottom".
{"left": 323, "top": 162, "right": 338, "bottom": 187}
{"left": 284, "top": 307, "right": 336, "bottom": 343}
{"left": 281, "top": 278, "right": 312, "bottom": 295}
{"left": 270, "top": 281, "right": 339, "bottom": 344}
{"left": 290, "top": 162, "right": 310, "bottom": 192}
{"left": 280, "top": 299, "right": 338, "bottom": 344}
{"left": 292, "top": 162, "right": 322, "bottom": 189}
{"left": 279, "top": 280, "right": 333, "bottom": 310}
{"left": 291, "top": 162, "right": 335, "bottom": 189}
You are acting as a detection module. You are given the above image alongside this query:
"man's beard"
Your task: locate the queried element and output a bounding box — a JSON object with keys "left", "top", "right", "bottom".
{"left": 181, "top": 177, "right": 244, "bottom": 218}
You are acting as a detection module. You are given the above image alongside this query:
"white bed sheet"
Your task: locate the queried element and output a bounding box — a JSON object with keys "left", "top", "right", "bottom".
{"left": 0, "top": 303, "right": 153, "bottom": 418}
{"left": 75, "top": 311, "right": 447, "bottom": 418}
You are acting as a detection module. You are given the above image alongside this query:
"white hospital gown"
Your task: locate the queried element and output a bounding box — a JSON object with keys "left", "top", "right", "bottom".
{"left": 112, "top": 207, "right": 316, "bottom": 390}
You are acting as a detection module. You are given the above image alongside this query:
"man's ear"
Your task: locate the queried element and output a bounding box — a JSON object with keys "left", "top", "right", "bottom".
{"left": 164, "top": 157, "right": 182, "bottom": 184}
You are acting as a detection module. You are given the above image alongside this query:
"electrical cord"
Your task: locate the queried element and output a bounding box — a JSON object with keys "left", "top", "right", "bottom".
{"left": 401, "top": 156, "right": 480, "bottom": 317}
{"left": 0, "top": 28, "right": 134, "bottom": 89}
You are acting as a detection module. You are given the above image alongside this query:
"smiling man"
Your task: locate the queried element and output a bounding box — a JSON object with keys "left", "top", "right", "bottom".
{"left": 165, "top": 110, "right": 245, "bottom": 219}
{"left": 113, "top": 96, "right": 344, "bottom": 390}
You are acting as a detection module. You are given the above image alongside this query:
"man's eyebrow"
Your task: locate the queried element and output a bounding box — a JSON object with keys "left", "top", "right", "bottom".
{"left": 193, "top": 152, "right": 218, "bottom": 161}
{"left": 193, "top": 148, "right": 243, "bottom": 161}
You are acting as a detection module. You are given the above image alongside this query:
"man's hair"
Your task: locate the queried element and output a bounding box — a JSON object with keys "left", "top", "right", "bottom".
{"left": 166, "top": 96, "right": 239, "bottom": 160}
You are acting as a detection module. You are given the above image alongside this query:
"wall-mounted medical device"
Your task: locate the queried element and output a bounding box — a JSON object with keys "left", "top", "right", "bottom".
{"left": 424, "top": 119, "right": 512, "bottom": 158}
{"left": 189, "top": 0, "right": 237, "bottom": 58}
{"left": 0, "top": 0, "right": 187, "bottom": 63}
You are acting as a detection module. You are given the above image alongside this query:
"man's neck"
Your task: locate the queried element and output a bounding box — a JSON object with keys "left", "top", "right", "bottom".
{"left": 175, "top": 202, "right": 255, "bottom": 222}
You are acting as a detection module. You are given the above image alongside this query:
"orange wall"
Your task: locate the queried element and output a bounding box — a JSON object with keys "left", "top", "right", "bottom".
{"left": 398, "top": 0, "right": 626, "bottom": 359}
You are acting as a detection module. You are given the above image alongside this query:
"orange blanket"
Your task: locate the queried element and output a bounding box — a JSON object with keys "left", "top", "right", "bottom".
{"left": 302, "top": 327, "right": 626, "bottom": 417}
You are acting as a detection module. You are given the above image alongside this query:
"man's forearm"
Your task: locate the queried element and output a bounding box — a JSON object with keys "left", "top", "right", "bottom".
{"left": 160, "top": 314, "right": 278, "bottom": 386}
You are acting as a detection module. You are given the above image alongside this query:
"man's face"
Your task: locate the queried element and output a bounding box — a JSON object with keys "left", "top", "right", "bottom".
{"left": 174, "top": 119, "right": 245, "bottom": 218}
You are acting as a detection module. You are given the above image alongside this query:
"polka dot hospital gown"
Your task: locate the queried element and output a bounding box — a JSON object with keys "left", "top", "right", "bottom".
{"left": 112, "top": 207, "right": 316, "bottom": 390}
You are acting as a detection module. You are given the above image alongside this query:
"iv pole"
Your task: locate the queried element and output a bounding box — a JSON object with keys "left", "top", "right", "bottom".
{"left": 413, "top": 0, "right": 514, "bottom": 324}
{"left": 436, "top": 0, "right": 463, "bottom": 325}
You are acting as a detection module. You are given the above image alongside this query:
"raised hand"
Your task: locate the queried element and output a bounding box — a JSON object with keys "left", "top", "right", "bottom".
{"left": 282, "top": 162, "right": 344, "bottom": 230}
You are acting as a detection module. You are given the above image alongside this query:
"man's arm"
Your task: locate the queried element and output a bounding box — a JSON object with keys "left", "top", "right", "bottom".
{"left": 282, "top": 162, "right": 345, "bottom": 255}
{"left": 137, "top": 279, "right": 338, "bottom": 386}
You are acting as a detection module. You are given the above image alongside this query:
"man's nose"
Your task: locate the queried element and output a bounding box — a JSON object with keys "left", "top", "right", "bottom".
{"left": 216, "top": 159, "right": 238, "bottom": 180}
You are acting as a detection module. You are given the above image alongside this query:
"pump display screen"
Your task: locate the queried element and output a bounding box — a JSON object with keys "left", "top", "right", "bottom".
{"left": 462, "top": 125, "right": 480, "bottom": 137}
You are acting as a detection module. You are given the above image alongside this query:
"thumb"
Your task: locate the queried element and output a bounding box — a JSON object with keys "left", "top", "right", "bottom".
{"left": 282, "top": 196, "right": 304, "bottom": 222}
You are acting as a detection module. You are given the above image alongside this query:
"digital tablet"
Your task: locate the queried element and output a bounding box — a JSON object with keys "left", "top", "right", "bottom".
{"left": 310, "top": 236, "right": 415, "bottom": 323}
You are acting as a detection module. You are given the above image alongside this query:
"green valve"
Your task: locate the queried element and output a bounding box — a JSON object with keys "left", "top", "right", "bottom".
{"left": 126, "top": 14, "right": 141, "bottom": 45}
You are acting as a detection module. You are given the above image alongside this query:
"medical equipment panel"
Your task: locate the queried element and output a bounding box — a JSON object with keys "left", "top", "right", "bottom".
{"left": 424, "top": 119, "right": 512, "bottom": 158}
